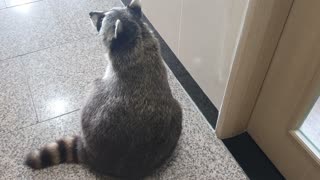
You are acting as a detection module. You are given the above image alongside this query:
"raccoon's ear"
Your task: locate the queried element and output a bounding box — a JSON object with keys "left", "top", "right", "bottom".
{"left": 89, "top": 11, "right": 105, "bottom": 32}
{"left": 128, "top": 0, "right": 142, "bottom": 18}
{"left": 114, "top": 19, "right": 123, "bottom": 39}
{"left": 110, "top": 20, "right": 139, "bottom": 51}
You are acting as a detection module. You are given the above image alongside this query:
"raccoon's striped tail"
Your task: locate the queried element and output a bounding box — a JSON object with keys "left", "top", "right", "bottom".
{"left": 25, "top": 135, "right": 81, "bottom": 169}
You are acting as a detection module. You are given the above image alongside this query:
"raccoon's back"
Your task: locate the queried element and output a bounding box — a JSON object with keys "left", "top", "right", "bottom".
{"left": 83, "top": 95, "right": 182, "bottom": 177}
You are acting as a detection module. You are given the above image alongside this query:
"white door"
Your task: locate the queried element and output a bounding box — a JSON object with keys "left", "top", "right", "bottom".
{"left": 247, "top": 0, "right": 320, "bottom": 179}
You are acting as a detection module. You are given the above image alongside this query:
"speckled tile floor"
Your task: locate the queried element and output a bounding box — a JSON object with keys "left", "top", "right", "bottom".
{"left": 0, "top": 0, "right": 248, "bottom": 179}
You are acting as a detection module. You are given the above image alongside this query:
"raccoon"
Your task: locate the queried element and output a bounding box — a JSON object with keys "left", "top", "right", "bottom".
{"left": 25, "top": 0, "right": 183, "bottom": 179}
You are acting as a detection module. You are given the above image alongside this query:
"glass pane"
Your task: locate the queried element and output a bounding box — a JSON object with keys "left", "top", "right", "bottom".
{"left": 299, "top": 96, "right": 320, "bottom": 153}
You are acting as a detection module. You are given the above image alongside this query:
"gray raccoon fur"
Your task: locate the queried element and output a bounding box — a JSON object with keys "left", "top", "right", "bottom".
{"left": 25, "top": 0, "right": 182, "bottom": 179}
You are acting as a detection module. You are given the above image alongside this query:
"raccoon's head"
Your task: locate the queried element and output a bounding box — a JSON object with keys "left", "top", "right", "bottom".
{"left": 89, "top": 0, "right": 142, "bottom": 53}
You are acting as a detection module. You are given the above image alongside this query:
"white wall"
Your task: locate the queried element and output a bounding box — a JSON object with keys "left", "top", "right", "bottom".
{"left": 142, "top": 0, "right": 183, "bottom": 55}
{"left": 143, "top": 0, "right": 248, "bottom": 109}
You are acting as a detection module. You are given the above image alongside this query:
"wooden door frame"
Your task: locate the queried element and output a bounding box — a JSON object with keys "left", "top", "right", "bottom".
{"left": 247, "top": 0, "right": 320, "bottom": 178}
{"left": 216, "top": 0, "right": 294, "bottom": 139}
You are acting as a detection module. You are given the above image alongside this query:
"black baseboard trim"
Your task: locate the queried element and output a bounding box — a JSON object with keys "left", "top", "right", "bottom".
{"left": 120, "top": 1, "right": 284, "bottom": 179}
{"left": 223, "top": 133, "right": 285, "bottom": 180}
{"left": 143, "top": 17, "right": 219, "bottom": 128}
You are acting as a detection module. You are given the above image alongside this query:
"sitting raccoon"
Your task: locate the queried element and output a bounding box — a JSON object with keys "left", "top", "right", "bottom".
{"left": 25, "top": 0, "right": 183, "bottom": 179}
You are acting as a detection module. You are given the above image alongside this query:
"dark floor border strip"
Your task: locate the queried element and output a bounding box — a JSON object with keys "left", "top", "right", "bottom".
{"left": 223, "top": 133, "right": 284, "bottom": 180}
{"left": 121, "top": 1, "right": 284, "bottom": 179}
{"left": 143, "top": 18, "right": 219, "bottom": 128}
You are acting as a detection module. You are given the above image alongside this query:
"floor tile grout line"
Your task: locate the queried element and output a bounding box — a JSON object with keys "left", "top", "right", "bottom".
{"left": 16, "top": 109, "right": 80, "bottom": 132}
{"left": 18, "top": 57, "right": 40, "bottom": 126}
{"left": 2, "top": 0, "right": 43, "bottom": 9}
{"left": 0, "top": 35, "right": 94, "bottom": 135}
{"left": 44, "top": 108, "right": 80, "bottom": 122}
{"left": 1, "top": 109, "right": 80, "bottom": 137}
{"left": 0, "top": 35, "right": 93, "bottom": 63}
